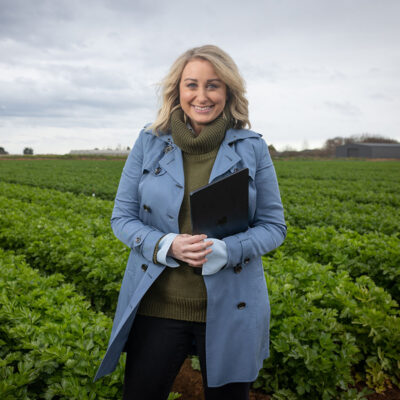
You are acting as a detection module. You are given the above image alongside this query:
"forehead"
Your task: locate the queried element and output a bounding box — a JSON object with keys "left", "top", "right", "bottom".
{"left": 181, "top": 58, "right": 219, "bottom": 79}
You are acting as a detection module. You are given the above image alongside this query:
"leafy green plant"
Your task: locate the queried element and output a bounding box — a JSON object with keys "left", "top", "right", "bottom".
{"left": 255, "top": 255, "right": 400, "bottom": 399}
{"left": 280, "top": 225, "right": 400, "bottom": 301}
{"left": 167, "top": 393, "right": 182, "bottom": 399}
{"left": 0, "top": 195, "right": 127, "bottom": 314}
{"left": 0, "top": 249, "right": 124, "bottom": 399}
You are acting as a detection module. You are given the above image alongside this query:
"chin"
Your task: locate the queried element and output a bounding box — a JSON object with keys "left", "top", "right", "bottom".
{"left": 193, "top": 115, "right": 217, "bottom": 125}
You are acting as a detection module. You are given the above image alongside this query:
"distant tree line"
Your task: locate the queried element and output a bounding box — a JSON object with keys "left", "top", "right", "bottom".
{"left": 0, "top": 147, "right": 35, "bottom": 155}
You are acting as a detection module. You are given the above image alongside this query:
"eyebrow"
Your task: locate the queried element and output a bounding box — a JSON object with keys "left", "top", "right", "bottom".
{"left": 183, "top": 78, "right": 222, "bottom": 83}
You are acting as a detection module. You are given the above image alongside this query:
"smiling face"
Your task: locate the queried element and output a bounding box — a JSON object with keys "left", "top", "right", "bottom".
{"left": 179, "top": 58, "right": 227, "bottom": 135}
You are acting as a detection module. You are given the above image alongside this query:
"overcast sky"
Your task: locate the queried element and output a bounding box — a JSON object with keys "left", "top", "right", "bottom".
{"left": 1, "top": 0, "right": 399, "bottom": 154}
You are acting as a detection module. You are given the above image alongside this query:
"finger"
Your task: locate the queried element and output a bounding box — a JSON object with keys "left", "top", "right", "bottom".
{"left": 186, "top": 240, "right": 213, "bottom": 252}
{"left": 188, "top": 263, "right": 206, "bottom": 268}
{"left": 186, "top": 234, "right": 208, "bottom": 244}
{"left": 183, "top": 247, "right": 213, "bottom": 259}
{"left": 182, "top": 255, "right": 210, "bottom": 266}
{"left": 188, "top": 258, "right": 207, "bottom": 267}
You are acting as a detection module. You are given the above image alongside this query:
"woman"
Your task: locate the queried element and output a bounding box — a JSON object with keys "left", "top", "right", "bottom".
{"left": 95, "top": 45, "right": 286, "bottom": 400}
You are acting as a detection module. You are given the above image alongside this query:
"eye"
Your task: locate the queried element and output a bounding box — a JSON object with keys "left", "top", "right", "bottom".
{"left": 186, "top": 82, "right": 197, "bottom": 88}
{"left": 207, "top": 83, "right": 219, "bottom": 89}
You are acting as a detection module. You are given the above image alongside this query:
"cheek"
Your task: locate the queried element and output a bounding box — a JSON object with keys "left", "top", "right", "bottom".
{"left": 179, "top": 90, "right": 192, "bottom": 106}
{"left": 214, "top": 93, "right": 226, "bottom": 107}
{"left": 213, "top": 89, "right": 227, "bottom": 104}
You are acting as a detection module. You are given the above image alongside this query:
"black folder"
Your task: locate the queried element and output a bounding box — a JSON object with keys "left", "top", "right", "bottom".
{"left": 190, "top": 168, "right": 249, "bottom": 240}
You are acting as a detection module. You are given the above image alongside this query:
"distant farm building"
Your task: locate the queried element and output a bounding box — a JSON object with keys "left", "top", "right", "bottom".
{"left": 336, "top": 143, "right": 400, "bottom": 159}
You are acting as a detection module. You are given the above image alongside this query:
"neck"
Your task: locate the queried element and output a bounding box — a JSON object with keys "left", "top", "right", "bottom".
{"left": 191, "top": 122, "right": 203, "bottom": 136}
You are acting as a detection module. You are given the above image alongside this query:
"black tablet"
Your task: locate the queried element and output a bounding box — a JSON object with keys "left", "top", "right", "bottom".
{"left": 190, "top": 168, "right": 249, "bottom": 239}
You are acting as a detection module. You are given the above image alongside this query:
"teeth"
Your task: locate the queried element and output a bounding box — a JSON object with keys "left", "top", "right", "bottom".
{"left": 193, "top": 105, "right": 213, "bottom": 111}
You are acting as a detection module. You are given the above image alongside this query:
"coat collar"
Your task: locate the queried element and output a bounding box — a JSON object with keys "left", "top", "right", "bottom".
{"left": 144, "top": 126, "right": 260, "bottom": 144}
{"left": 144, "top": 127, "right": 260, "bottom": 185}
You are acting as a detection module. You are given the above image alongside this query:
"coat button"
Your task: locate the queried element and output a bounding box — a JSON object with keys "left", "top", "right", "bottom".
{"left": 141, "top": 264, "right": 148, "bottom": 271}
{"left": 234, "top": 265, "right": 242, "bottom": 274}
{"left": 164, "top": 145, "right": 173, "bottom": 153}
{"left": 237, "top": 302, "right": 246, "bottom": 310}
{"left": 135, "top": 237, "right": 141, "bottom": 243}
{"left": 154, "top": 167, "right": 161, "bottom": 175}
{"left": 143, "top": 204, "right": 152, "bottom": 213}
{"left": 244, "top": 258, "right": 250, "bottom": 264}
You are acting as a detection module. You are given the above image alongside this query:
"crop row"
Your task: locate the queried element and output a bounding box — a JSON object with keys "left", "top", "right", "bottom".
{"left": 282, "top": 197, "right": 399, "bottom": 235}
{"left": 0, "top": 195, "right": 126, "bottom": 314}
{"left": 2, "top": 159, "right": 399, "bottom": 235}
{"left": 1, "top": 160, "right": 399, "bottom": 203}
{"left": 0, "top": 248, "right": 123, "bottom": 399}
{"left": 0, "top": 181, "right": 113, "bottom": 217}
{"left": 279, "top": 225, "right": 400, "bottom": 302}
{"left": 275, "top": 160, "right": 400, "bottom": 183}
{"left": 0, "top": 159, "right": 122, "bottom": 199}
{"left": 281, "top": 178, "right": 400, "bottom": 206}
{"left": 2, "top": 172, "right": 400, "bottom": 238}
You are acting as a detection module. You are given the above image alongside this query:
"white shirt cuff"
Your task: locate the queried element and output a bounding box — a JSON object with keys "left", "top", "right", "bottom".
{"left": 202, "top": 238, "right": 228, "bottom": 276}
{"left": 156, "top": 233, "right": 180, "bottom": 267}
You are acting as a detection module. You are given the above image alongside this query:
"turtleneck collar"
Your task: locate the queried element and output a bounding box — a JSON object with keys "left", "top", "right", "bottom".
{"left": 170, "top": 108, "right": 229, "bottom": 155}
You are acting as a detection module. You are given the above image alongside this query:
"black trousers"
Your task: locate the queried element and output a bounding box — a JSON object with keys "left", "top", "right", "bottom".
{"left": 122, "top": 314, "right": 250, "bottom": 400}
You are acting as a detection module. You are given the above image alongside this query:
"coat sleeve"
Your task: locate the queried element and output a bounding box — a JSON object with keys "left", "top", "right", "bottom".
{"left": 222, "top": 138, "right": 286, "bottom": 268}
{"left": 111, "top": 129, "right": 165, "bottom": 262}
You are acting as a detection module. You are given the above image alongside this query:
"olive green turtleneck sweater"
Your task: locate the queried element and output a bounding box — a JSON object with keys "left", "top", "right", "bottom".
{"left": 137, "top": 109, "right": 228, "bottom": 322}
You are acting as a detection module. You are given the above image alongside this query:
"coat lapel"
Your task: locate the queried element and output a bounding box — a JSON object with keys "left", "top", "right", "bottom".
{"left": 155, "top": 133, "right": 185, "bottom": 187}
{"left": 209, "top": 128, "right": 262, "bottom": 183}
{"left": 158, "top": 146, "right": 184, "bottom": 187}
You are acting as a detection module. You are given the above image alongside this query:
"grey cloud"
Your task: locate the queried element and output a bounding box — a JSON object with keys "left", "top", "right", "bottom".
{"left": 324, "top": 101, "right": 362, "bottom": 117}
{"left": 370, "top": 93, "right": 393, "bottom": 102}
{"left": 0, "top": 74, "right": 156, "bottom": 120}
{"left": 55, "top": 65, "right": 133, "bottom": 90}
{"left": 0, "top": 0, "right": 80, "bottom": 49}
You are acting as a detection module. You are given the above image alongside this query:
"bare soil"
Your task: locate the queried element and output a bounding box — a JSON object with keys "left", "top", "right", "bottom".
{"left": 172, "top": 358, "right": 400, "bottom": 400}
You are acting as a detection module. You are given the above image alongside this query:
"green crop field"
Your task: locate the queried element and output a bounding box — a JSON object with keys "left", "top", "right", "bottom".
{"left": 0, "top": 158, "right": 399, "bottom": 399}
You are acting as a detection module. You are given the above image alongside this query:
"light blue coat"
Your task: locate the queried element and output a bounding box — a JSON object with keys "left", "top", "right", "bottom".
{"left": 94, "top": 125, "right": 286, "bottom": 386}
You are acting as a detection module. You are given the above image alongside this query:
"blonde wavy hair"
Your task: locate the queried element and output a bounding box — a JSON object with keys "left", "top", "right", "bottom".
{"left": 150, "top": 45, "right": 251, "bottom": 134}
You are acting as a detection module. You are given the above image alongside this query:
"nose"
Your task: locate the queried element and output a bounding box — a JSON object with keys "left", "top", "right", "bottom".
{"left": 196, "top": 87, "right": 208, "bottom": 104}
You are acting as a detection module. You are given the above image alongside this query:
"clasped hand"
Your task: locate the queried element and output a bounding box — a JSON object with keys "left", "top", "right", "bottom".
{"left": 168, "top": 234, "right": 213, "bottom": 268}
